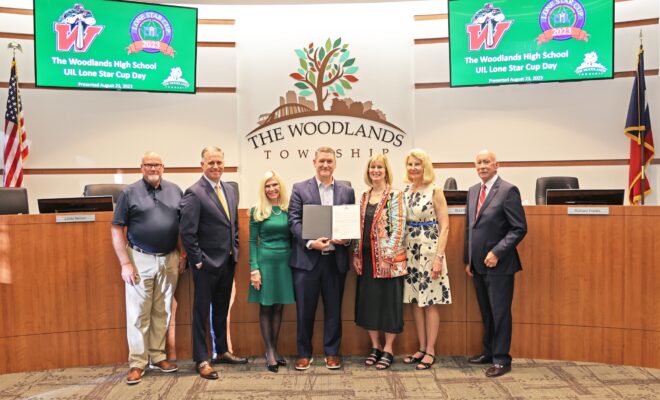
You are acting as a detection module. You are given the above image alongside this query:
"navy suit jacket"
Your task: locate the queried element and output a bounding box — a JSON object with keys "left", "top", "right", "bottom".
{"left": 180, "top": 177, "right": 239, "bottom": 268}
{"left": 288, "top": 177, "right": 355, "bottom": 273}
{"left": 463, "top": 176, "right": 527, "bottom": 275}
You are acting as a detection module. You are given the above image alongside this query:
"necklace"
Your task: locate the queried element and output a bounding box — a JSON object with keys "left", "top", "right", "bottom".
{"left": 271, "top": 206, "right": 282, "bottom": 215}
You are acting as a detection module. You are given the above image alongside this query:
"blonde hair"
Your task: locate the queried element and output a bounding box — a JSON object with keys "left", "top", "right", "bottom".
{"left": 403, "top": 148, "right": 435, "bottom": 184}
{"left": 363, "top": 153, "right": 393, "bottom": 186}
{"left": 250, "top": 170, "right": 289, "bottom": 222}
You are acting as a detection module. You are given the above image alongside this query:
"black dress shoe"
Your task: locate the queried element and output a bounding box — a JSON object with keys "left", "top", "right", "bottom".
{"left": 276, "top": 357, "right": 287, "bottom": 367}
{"left": 468, "top": 354, "right": 493, "bottom": 364}
{"left": 213, "top": 351, "right": 248, "bottom": 365}
{"left": 485, "top": 364, "right": 511, "bottom": 378}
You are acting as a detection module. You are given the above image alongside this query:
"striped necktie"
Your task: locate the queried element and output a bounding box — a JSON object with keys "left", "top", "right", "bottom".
{"left": 476, "top": 184, "right": 486, "bottom": 217}
{"left": 216, "top": 184, "right": 230, "bottom": 220}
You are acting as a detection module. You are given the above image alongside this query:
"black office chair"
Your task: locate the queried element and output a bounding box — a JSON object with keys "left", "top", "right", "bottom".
{"left": 535, "top": 177, "right": 579, "bottom": 205}
{"left": 83, "top": 184, "right": 127, "bottom": 203}
{"left": 443, "top": 177, "right": 457, "bottom": 190}
{"left": 0, "top": 187, "right": 29, "bottom": 215}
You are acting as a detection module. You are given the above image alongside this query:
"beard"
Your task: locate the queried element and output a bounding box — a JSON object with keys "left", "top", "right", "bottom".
{"left": 145, "top": 174, "right": 161, "bottom": 186}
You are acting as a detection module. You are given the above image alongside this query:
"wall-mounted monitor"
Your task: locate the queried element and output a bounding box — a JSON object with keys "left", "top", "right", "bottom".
{"left": 545, "top": 189, "right": 624, "bottom": 205}
{"left": 448, "top": 0, "right": 614, "bottom": 87}
{"left": 34, "top": 0, "right": 198, "bottom": 93}
{"left": 38, "top": 195, "right": 114, "bottom": 213}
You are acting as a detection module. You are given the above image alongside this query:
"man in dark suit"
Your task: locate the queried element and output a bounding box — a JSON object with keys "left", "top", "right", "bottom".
{"left": 288, "top": 146, "right": 355, "bottom": 370}
{"left": 464, "top": 149, "right": 527, "bottom": 378}
{"left": 180, "top": 146, "right": 247, "bottom": 380}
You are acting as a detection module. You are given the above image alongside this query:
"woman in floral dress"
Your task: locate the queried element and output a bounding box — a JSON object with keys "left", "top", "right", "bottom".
{"left": 402, "top": 148, "right": 452, "bottom": 370}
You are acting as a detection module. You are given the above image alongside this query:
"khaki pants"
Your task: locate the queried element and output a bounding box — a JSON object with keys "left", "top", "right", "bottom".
{"left": 125, "top": 248, "right": 179, "bottom": 369}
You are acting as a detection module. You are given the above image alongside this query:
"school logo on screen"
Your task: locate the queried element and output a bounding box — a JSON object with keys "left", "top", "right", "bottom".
{"left": 466, "top": 3, "right": 513, "bottom": 51}
{"left": 54, "top": 4, "right": 104, "bottom": 52}
{"left": 245, "top": 37, "right": 407, "bottom": 161}
{"left": 537, "top": 0, "right": 590, "bottom": 44}
{"left": 575, "top": 51, "right": 607, "bottom": 76}
{"left": 162, "top": 67, "right": 190, "bottom": 89}
{"left": 127, "top": 11, "right": 176, "bottom": 57}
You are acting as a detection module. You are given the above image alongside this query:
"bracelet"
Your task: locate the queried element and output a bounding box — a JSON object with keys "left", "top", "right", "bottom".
{"left": 436, "top": 253, "right": 445, "bottom": 260}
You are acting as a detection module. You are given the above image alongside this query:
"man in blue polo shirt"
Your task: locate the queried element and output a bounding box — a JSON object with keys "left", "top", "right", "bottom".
{"left": 111, "top": 152, "right": 186, "bottom": 385}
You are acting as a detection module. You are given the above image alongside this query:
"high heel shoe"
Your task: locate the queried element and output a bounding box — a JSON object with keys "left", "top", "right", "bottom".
{"left": 276, "top": 356, "right": 287, "bottom": 367}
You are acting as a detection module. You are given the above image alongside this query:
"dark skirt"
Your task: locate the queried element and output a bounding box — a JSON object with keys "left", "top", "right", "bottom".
{"left": 354, "top": 203, "right": 404, "bottom": 333}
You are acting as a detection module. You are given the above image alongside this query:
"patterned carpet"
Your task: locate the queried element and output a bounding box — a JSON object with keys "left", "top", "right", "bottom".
{"left": 1, "top": 356, "right": 659, "bottom": 399}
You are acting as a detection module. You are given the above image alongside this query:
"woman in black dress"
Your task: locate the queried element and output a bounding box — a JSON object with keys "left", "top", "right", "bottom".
{"left": 353, "top": 154, "right": 407, "bottom": 370}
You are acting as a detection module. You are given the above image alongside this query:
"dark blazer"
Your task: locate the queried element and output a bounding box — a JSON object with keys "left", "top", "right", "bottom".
{"left": 463, "top": 176, "right": 527, "bottom": 275}
{"left": 288, "top": 177, "right": 355, "bottom": 273}
{"left": 180, "top": 177, "right": 239, "bottom": 268}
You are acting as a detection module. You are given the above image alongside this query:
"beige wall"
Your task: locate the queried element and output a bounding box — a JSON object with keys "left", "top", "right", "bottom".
{"left": 0, "top": 0, "right": 658, "bottom": 211}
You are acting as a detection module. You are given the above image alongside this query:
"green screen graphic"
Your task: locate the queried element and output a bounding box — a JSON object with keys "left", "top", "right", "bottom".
{"left": 448, "top": 0, "right": 613, "bottom": 87}
{"left": 34, "top": 0, "right": 197, "bottom": 93}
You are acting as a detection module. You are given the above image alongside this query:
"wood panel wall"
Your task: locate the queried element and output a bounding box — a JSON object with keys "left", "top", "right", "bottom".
{"left": 0, "top": 206, "right": 658, "bottom": 374}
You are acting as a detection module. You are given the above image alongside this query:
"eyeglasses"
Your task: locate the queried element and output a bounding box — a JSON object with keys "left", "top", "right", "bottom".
{"left": 142, "top": 163, "right": 163, "bottom": 169}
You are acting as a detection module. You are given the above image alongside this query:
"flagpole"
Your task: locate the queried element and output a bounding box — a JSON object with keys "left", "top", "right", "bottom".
{"left": 638, "top": 31, "right": 645, "bottom": 205}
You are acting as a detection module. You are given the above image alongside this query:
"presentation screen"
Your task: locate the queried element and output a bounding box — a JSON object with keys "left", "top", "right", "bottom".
{"left": 448, "top": 0, "right": 614, "bottom": 87}
{"left": 33, "top": 0, "right": 198, "bottom": 93}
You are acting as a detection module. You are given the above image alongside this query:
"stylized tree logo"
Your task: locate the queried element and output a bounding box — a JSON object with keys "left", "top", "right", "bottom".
{"left": 289, "top": 37, "right": 359, "bottom": 111}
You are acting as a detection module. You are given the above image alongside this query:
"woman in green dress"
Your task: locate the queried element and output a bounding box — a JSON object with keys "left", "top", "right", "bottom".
{"left": 248, "top": 170, "right": 295, "bottom": 373}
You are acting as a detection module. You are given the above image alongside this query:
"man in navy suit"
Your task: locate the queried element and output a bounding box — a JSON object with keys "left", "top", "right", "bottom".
{"left": 180, "top": 146, "right": 247, "bottom": 380}
{"left": 464, "top": 149, "right": 527, "bottom": 378}
{"left": 288, "top": 147, "right": 355, "bottom": 370}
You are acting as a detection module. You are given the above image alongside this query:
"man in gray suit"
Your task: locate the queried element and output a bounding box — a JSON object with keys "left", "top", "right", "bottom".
{"left": 288, "top": 147, "right": 355, "bottom": 371}
{"left": 180, "top": 146, "right": 247, "bottom": 380}
{"left": 464, "top": 149, "right": 527, "bottom": 378}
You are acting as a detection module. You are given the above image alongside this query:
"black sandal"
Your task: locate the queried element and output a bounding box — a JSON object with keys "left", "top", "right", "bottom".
{"left": 375, "top": 352, "right": 394, "bottom": 370}
{"left": 416, "top": 354, "right": 436, "bottom": 370}
{"left": 365, "top": 348, "right": 383, "bottom": 366}
{"left": 403, "top": 350, "right": 425, "bottom": 364}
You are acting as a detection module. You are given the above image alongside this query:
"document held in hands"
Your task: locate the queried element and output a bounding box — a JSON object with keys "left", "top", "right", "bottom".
{"left": 302, "top": 204, "right": 360, "bottom": 240}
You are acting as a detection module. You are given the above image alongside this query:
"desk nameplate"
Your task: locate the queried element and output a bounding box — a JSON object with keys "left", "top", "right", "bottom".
{"left": 567, "top": 207, "right": 610, "bottom": 216}
{"left": 448, "top": 207, "right": 466, "bottom": 215}
{"left": 55, "top": 214, "right": 97, "bottom": 223}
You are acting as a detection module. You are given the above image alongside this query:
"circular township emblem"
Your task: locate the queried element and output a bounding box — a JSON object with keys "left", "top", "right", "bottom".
{"left": 538, "top": 0, "right": 587, "bottom": 42}
{"left": 129, "top": 11, "right": 173, "bottom": 54}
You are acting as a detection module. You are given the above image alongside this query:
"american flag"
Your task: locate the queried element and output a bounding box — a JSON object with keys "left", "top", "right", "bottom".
{"left": 3, "top": 56, "right": 29, "bottom": 187}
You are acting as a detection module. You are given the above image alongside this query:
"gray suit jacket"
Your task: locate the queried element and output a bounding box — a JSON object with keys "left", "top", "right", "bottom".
{"left": 180, "top": 177, "right": 239, "bottom": 268}
{"left": 463, "top": 176, "right": 527, "bottom": 275}
{"left": 288, "top": 177, "right": 355, "bottom": 273}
